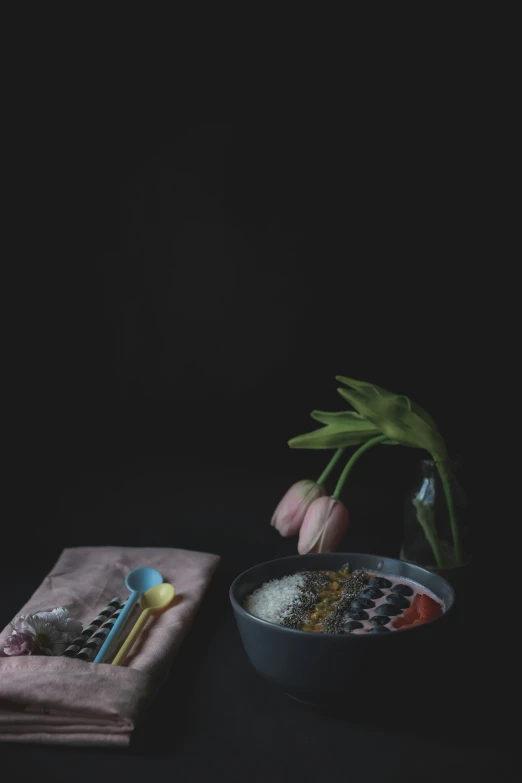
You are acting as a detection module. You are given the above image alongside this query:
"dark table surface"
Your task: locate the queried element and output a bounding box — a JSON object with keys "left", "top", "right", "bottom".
{"left": 1, "top": 456, "right": 513, "bottom": 783}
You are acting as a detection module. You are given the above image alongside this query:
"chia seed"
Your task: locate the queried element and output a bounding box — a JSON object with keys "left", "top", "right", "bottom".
{"left": 280, "top": 570, "right": 330, "bottom": 629}
{"left": 322, "top": 569, "right": 370, "bottom": 634}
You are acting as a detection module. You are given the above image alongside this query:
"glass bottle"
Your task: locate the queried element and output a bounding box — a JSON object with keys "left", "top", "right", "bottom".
{"left": 401, "top": 458, "right": 469, "bottom": 570}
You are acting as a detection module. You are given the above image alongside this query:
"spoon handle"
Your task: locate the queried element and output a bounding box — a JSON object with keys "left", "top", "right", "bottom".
{"left": 94, "top": 592, "right": 139, "bottom": 663}
{"left": 112, "top": 609, "right": 150, "bottom": 666}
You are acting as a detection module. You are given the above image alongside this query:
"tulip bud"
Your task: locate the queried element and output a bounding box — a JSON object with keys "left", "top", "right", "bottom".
{"left": 271, "top": 480, "right": 326, "bottom": 537}
{"left": 297, "top": 496, "right": 349, "bottom": 554}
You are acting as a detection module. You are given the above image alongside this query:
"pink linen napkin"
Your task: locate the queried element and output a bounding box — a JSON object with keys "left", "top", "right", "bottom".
{"left": 0, "top": 546, "right": 220, "bottom": 747}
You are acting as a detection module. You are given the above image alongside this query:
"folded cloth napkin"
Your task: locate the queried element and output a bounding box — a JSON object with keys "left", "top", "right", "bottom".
{"left": 0, "top": 546, "right": 220, "bottom": 747}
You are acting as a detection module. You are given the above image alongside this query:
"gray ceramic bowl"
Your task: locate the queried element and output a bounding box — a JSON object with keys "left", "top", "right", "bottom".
{"left": 230, "top": 552, "right": 456, "bottom": 705}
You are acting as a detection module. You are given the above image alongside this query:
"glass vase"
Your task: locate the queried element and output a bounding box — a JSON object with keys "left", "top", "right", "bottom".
{"left": 400, "top": 458, "right": 470, "bottom": 571}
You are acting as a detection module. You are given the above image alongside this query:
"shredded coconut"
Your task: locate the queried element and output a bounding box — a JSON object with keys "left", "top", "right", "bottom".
{"left": 244, "top": 573, "right": 306, "bottom": 625}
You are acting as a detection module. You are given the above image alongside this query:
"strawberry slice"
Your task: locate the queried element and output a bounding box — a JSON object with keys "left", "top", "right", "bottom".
{"left": 392, "top": 592, "right": 442, "bottom": 629}
{"left": 415, "top": 594, "right": 442, "bottom": 624}
{"left": 392, "top": 595, "right": 420, "bottom": 629}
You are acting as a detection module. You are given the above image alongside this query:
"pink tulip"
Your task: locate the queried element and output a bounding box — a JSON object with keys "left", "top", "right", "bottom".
{"left": 271, "top": 480, "right": 326, "bottom": 537}
{"left": 297, "top": 496, "right": 349, "bottom": 554}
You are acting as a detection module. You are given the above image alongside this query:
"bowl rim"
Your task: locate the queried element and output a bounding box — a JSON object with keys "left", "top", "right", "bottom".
{"left": 229, "top": 552, "right": 456, "bottom": 639}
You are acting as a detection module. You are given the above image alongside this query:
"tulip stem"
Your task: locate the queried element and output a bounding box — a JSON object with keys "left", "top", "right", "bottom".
{"left": 412, "top": 499, "right": 445, "bottom": 569}
{"left": 316, "top": 448, "right": 346, "bottom": 486}
{"left": 332, "top": 435, "right": 388, "bottom": 500}
{"left": 435, "top": 458, "right": 464, "bottom": 567}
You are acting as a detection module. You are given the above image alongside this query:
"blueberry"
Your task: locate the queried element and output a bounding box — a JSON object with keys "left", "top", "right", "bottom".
{"left": 391, "top": 583, "right": 414, "bottom": 596}
{"left": 360, "top": 587, "right": 384, "bottom": 600}
{"left": 375, "top": 604, "right": 402, "bottom": 616}
{"left": 344, "top": 620, "right": 363, "bottom": 632}
{"left": 386, "top": 594, "right": 410, "bottom": 609}
{"left": 369, "top": 615, "right": 391, "bottom": 626}
{"left": 351, "top": 597, "right": 375, "bottom": 610}
{"left": 348, "top": 608, "right": 369, "bottom": 621}
{"left": 369, "top": 576, "right": 392, "bottom": 588}
{"left": 368, "top": 626, "right": 391, "bottom": 633}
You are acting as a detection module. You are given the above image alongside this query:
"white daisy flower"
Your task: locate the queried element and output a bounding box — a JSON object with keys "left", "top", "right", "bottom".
{"left": 5, "top": 607, "right": 83, "bottom": 656}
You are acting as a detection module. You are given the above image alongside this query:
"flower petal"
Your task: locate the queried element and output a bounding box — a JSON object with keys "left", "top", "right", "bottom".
{"left": 298, "top": 497, "right": 349, "bottom": 554}
{"left": 271, "top": 480, "right": 325, "bottom": 537}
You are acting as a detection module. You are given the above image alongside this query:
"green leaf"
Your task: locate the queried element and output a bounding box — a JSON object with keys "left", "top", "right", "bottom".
{"left": 335, "top": 376, "right": 446, "bottom": 456}
{"left": 408, "top": 399, "right": 440, "bottom": 431}
{"left": 336, "top": 376, "right": 439, "bottom": 431}
{"left": 310, "top": 410, "right": 378, "bottom": 428}
{"left": 336, "top": 376, "right": 393, "bottom": 399}
{"left": 288, "top": 421, "right": 381, "bottom": 449}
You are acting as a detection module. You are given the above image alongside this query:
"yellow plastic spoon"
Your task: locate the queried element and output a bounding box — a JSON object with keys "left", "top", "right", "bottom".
{"left": 112, "top": 582, "right": 176, "bottom": 666}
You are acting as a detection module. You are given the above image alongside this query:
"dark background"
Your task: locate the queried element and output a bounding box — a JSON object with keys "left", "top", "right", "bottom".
{"left": 17, "top": 123, "right": 479, "bottom": 556}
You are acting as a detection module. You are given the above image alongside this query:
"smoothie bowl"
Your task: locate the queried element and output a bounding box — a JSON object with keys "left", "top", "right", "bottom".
{"left": 230, "top": 553, "right": 455, "bottom": 705}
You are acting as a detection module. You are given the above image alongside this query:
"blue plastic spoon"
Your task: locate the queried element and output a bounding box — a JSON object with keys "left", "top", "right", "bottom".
{"left": 94, "top": 567, "right": 163, "bottom": 663}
